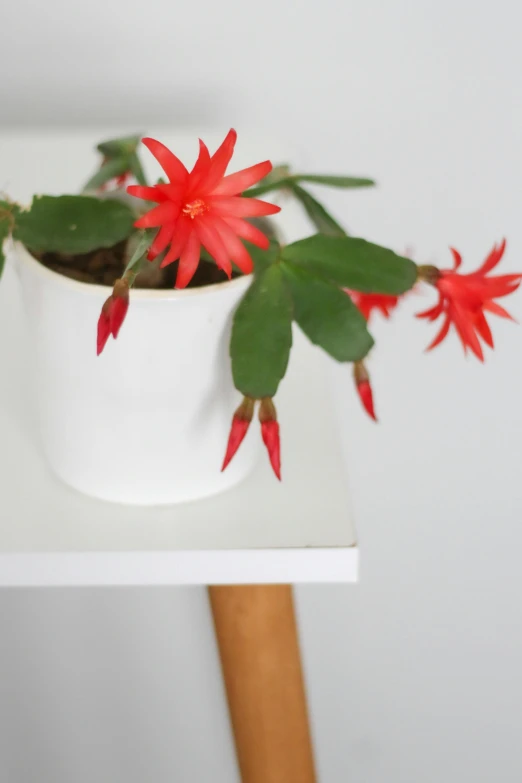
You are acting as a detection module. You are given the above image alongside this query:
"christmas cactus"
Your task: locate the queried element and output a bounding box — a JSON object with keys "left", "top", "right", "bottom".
{"left": 0, "top": 131, "right": 519, "bottom": 480}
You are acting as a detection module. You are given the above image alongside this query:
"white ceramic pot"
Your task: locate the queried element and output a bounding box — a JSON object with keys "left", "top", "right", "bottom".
{"left": 14, "top": 242, "right": 258, "bottom": 505}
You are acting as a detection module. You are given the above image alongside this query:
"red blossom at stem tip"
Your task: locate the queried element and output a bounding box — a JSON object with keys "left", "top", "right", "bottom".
{"left": 348, "top": 291, "right": 399, "bottom": 322}
{"left": 127, "top": 130, "right": 280, "bottom": 289}
{"left": 259, "top": 398, "right": 281, "bottom": 480}
{"left": 353, "top": 362, "right": 377, "bottom": 421}
{"left": 417, "top": 240, "right": 521, "bottom": 361}
{"left": 261, "top": 419, "right": 281, "bottom": 480}
{"left": 221, "top": 397, "right": 255, "bottom": 472}
{"left": 97, "top": 279, "right": 130, "bottom": 356}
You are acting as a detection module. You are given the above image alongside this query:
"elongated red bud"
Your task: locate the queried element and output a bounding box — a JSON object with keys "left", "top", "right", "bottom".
{"left": 259, "top": 398, "right": 281, "bottom": 480}
{"left": 353, "top": 361, "right": 377, "bottom": 421}
{"left": 96, "top": 279, "right": 130, "bottom": 355}
{"left": 97, "top": 305, "right": 112, "bottom": 355}
{"left": 221, "top": 397, "right": 255, "bottom": 472}
{"left": 110, "top": 279, "right": 130, "bottom": 338}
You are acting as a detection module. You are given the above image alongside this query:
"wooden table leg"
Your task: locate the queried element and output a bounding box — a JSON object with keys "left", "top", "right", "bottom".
{"left": 208, "top": 584, "right": 317, "bottom": 783}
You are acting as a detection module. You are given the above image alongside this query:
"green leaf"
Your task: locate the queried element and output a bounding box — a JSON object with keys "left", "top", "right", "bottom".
{"left": 13, "top": 196, "right": 135, "bottom": 254}
{"left": 123, "top": 229, "right": 155, "bottom": 281}
{"left": 244, "top": 168, "right": 375, "bottom": 198}
{"left": 128, "top": 152, "right": 147, "bottom": 186}
{"left": 230, "top": 265, "right": 293, "bottom": 398}
{"left": 244, "top": 177, "right": 292, "bottom": 199}
{"left": 83, "top": 157, "right": 131, "bottom": 192}
{"left": 293, "top": 174, "right": 375, "bottom": 188}
{"left": 290, "top": 184, "right": 347, "bottom": 237}
{"left": 0, "top": 200, "right": 20, "bottom": 222}
{"left": 97, "top": 134, "right": 142, "bottom": 158}
{"left": 282, "top": 234, "right": 417, "bottom": 295}
{"left": 282, "top": 263, "right": 373, "bottom": 362}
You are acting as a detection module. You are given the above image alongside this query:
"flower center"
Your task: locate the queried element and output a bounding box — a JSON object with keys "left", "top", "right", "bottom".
{"left": 182, "top": 199, "right": 208, "bottom": 219}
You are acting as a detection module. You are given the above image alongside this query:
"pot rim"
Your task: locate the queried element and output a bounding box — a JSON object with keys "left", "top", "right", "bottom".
{"left": 13, "top": 240, "right": 252, "bottom": 300}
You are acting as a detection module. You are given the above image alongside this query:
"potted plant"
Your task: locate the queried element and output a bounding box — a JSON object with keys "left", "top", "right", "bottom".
{"left": 0, "top": 130, "right": 519, "bottom": 504}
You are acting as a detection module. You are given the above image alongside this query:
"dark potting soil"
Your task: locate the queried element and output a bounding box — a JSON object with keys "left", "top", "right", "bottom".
{"left": 35, "top": 241, "right": 237, "bottom": 289}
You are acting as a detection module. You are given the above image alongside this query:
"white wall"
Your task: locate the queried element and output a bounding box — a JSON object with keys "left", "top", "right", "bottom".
{"left": 2, "top": 1, "right": 522, "bottom": 781}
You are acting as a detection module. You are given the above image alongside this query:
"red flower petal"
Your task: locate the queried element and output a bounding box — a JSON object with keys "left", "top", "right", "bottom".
{"left": 212, "top": 160, "right": 273, "bottom": 196}
{"left": 195, "top": 216, "right": 232, "bottom": 279}
{"left": 483, "top": 300, "right": 515, "bottom": 321}
{"left": 141, "top": 137, "right": 189, "bottom": 183}
{"left": 175, "top": 231, "right": 201, "bottom": 289}
{"left": 160, "top": 218, "right": 191, "bottom": 268}
{"left": 450, "top": 247, "right": 463, "bottom": 270}
{"left": 473, "top": 310, "right": 494, "bottom": 348}
{"left": 207, "top": 215, "right": 254, "bottom": 274}
{"left": 187, "top": 139, "right": 212, "bottom": 194}
{"left": 416, "top": 299, "right": 444, "bottom": 321}
{"left": 425, "top": 313, "right": 451, "bottom": 351}
{"left": 156, "top": 182, "right": 186, "bottom": 202}
{"left": 451, "top": 304, "right": 484, "bottom": 361}
{"left": 208, "top": 196, "right": 281, "bottom": 218}
{"left": 147, "top": 223, "right": 176, "bottom": 260}
{"left": 127, "top": 185, "right": 168, "bottom": 203}
{"left": 222, "top": 216, "right": 270, "bottom": 250}
{"left": 134, "top": 201, "right": 180, "bottom": 229}
{"left": 199, "top": 129, "right": 237, "bottom": 194}
{"left": 475, "top": 238, "right": 506, "bottom": 275}
{"left": 349, "top": 291, "right": 399, "bottom": 322}
{"left": 480, "top": 275, "right": 521, "bottom": 298}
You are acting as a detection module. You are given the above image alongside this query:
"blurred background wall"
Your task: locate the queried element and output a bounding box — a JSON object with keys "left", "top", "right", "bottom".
{"left": 1, "top": 1, "right": 522, "bottom": 781}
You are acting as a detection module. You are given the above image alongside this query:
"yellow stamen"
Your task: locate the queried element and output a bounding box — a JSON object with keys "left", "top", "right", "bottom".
{"left": 182, "top": 199, "right": 208, "bottom": 219}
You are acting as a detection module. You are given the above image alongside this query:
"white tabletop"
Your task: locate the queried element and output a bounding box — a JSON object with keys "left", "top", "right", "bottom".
{"left": 0, "top": 130, "right": 357, "bottom": 586}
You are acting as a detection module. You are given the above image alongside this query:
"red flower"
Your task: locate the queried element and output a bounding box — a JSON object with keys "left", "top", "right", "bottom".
{"left": 221, "top": 397, "right": 255, "bottom": 472}
{"left": 417, "top": 240, "right": 521, "bottom": 361}
{"left": 353, "top": 361, "right": 377, "bottom": 421}
{"left": 127, "top": 130, "right": 281, "bottom": 288}
{"left": 349, "top": 291, "right": 399, "bottom": 322}
{"left": 97, "top": 279, "right": 129, "bottom": 355}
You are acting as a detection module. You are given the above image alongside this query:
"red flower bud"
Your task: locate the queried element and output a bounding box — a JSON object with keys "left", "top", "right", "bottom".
{"left": 97, "top": 308, "right": 112, "bottom": 356}
{"left": 259, "top": 398, "right": 281, "bottom": 480}
{"left": 96, "top": 279, "right": 130, "bottom": 356}
{"left": 109, "top": 281, "right": 129, "bottom": 338}
{"left": 353, "top": 361, "right": 377, "bottom": 422}
{"left": 221, "top": 397, "right": 255, "bottom": 472}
